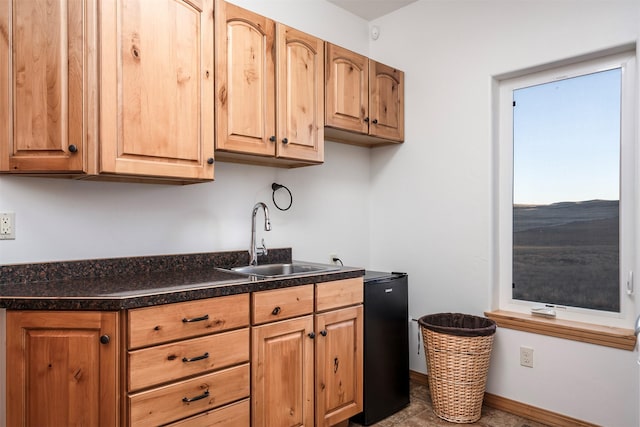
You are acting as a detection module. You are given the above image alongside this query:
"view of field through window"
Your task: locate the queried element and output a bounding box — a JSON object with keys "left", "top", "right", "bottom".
{"left": 512, "top": 68, "right": 621, "bottom": 312}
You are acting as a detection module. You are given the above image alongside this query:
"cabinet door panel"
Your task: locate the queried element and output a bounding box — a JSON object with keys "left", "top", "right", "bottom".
{"left": 121, "top": 0, "right": 199, "bottom": 159}
{"left": 252, "top": 316, "right": 314, "bottom": 427}
{"left": 252, "top": 284, "right": 314, "bottom": 325}
{"left": 6, "top": 311, "right": 119, "bottom": 427}
{"left": 128, "top": 293, "right": 249, "bottom": 349}
{"left": 100, "top": 0, "right": 214, "bottom": 180}
{"left": 0, "top": 0, "right": 89, "bottom": 172}
{"left": 129, "top": 364, "right": 249, "bottom": 426}
{"left": 215, "top": 0, "right": 275, "bottom": 156}
{"left": 324, "top": 43, "right": 368, "bottom": 134}
{"left": 128, "top": 328, "right": 249, "bottom": 391}
{"left": 167, "top": 398, "right": 250, "bottom": 426}
{"left": 276, "top": 24, "right": 323, "bottom": 163}
{"left": 315, "top": 305, "right": 363, "bottom": 427}
{"left": 369, "top": 61, "right": 404, "bottom": 141}
{"left": 315, "top": 277, "right": 363, "bottom": 312}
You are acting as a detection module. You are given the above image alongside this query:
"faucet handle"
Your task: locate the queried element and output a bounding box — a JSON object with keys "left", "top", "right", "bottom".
{"left": 257, "top": 238, "right": 268, "bottom": 257}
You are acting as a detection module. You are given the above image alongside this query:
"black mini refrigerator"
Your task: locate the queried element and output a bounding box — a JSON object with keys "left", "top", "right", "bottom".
{"left": 352, "top": 271, "right": 409, "bottom": 425}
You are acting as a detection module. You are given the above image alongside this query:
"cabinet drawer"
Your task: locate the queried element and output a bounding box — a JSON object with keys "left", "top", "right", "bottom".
{"left": 252, "top": 284, "right": 314, "bottom": 325}
{"left": 128, "top": 363, "right": 249, "bottom": 426}
{"left": 166, "top": 398, "right": 250, "bottom": 427}
{"left": 315, "top": 278, "right": 363, "bottom": 312}
{"left": 128, "top": 294, "right": 249, "bottom": 349}
{"left": 129, "top": 328, "right": 249, "bottom": 391}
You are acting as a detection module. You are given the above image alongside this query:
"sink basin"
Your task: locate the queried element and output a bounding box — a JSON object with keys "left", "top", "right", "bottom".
{"left": 227, "top": 263, "right": 339, "bottom": 278}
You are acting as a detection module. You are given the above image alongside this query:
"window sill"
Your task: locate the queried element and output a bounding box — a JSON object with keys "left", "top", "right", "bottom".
{"left": 484, "top": 310, "right": 637, "bottom": 351}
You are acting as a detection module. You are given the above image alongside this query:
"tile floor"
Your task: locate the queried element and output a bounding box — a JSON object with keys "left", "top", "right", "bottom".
{"left": 349, "top": 382, "right": 549, "bottom": 427}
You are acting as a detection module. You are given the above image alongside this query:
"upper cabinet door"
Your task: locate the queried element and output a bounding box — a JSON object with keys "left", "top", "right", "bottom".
{"left": 215, "top": 0, "right": 276, "bottom": 157}
{"left": 276, "top": 24, "right": 324, "bottom": 163}
{"left": 0, "top": 0, "right": 93, "bottom": 173}
{"left": 369, "top": 61, "right": 404, "bottom": 142}
{"left": 99, "top": 0, "right": 214, "bottom": 181}
{"left": 324, "top": 43, "right": 368, "bottom": 135}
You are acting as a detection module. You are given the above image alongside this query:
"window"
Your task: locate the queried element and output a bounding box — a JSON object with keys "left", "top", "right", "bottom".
{"left": 496, "top": 51, "right": 636, "bottom": 327}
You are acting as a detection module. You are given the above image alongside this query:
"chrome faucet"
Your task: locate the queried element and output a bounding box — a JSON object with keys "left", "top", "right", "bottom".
{"left": 250, "top": 202, "right": 271, "bottom": 266}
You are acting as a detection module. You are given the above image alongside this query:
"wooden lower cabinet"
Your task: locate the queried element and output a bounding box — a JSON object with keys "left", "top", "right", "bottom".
{"left": 315, "top": 305, "right": 364, "bottom": 426}
{"left": 4, "top": 280, "right": 363, "bottom": 427}
{"left": 252, "top": 315, "right": 315, "bottom": 427}
{"left": 251, "top": 278, "right": 364, "bottom": 427}
{"left": 125, "top": 294, "right": 251, "bottom": 426}
{"left": 6, "top": 310, "right": 119, "bottom": 427}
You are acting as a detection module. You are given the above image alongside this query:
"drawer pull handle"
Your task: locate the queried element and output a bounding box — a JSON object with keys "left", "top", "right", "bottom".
{"left": 272, "top": 306, "right": 281, "bottom": 315}
{"left": 182, "top": 390, "right": 210, "bottom": 403}
{"left": 182, "top": 352, "right": 210, "bottom": 363}
{"left": 182, "top": 314, "right": 209, "bottom": 323}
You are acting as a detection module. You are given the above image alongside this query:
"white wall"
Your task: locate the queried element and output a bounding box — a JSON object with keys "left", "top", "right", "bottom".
{"left": 368, "top": 1, "right": 640, "bottom": 426}
{"left": 0, "top": 142, "right": 371, "bottom": 266}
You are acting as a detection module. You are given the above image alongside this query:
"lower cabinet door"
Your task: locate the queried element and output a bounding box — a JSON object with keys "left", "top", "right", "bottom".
{"left": 6, "top": 311, "right": 119, "bottom": 427}
{"left": 252, "top": 315, "right": 314, "bottom": 427}
{"left": 315, "top": 305, "right": 364, "bottom": 427}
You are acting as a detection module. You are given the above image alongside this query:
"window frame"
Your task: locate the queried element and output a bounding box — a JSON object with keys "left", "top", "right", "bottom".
{"left": 495, "top": 50, "right": 637, "bottom": 328}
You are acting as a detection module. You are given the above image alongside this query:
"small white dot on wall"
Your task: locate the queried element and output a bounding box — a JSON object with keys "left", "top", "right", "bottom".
{"left": 371, "top": 25, "right": 380, "bottom": 40}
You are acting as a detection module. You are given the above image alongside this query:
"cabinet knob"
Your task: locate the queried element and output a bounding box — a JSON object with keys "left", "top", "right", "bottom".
{"left": 372, "top": 119, "right": 378, "bottom": 124}
{"left": 282, "top": 137, "right": 288, "bottom": 144}
{"left": 271, "top": 306, "right": 281, "bottom": 315}
{"left": 100, "top": 335, "right": 110, "bottom": 344}
{"left": 364, "top": 117, "right": 370, "bottom": 123}
{"left": 68, "top": 145, "right": 78, "bottom": 153}
{"left": 320, "top": 329, "right": 327, "bottom": 337}
{"left": 308, "top": 332, "right": 316, "bottom": 339}
{"left": 269, "top": 136, "right": 276, "bottom": 142}
{"left": 207, "top": 157, "right": 214, "bottom": 165}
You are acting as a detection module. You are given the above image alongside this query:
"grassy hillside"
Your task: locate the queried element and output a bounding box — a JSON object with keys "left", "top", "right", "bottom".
{"left": 512, "top": 200, "right": 619, "bottom": 312}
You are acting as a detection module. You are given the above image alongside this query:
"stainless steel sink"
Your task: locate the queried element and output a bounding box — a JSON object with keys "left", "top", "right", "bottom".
{"left": 226, "top": 262, "right": 339, "bottom": 278}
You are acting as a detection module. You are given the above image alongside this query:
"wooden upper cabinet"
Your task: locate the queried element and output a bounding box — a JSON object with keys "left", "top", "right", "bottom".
{"left": 6, "top": 311, "right": 119, "bottom": 427}
{"left": 215, "top": 0, "right": 323, "bottom": 167}
{"left": 0, "top": 0, "right": 93, "bottom": 173}
{"left": 214, "top": 0, "right": 275, "bottom": 157}
{"left": 99, "top": 0, "right": 214, "bottom": 181}
{"left": 325, "top": 43, "right": 404, "bottom": 147}
{"left": 276, "top": 24, "right": 324, "bottom": 163}
{"left": 324, "top": 43, "right": 369, "bottom": 136}
{"left": 369, "top": 60, "right": 404, "bottom": 142}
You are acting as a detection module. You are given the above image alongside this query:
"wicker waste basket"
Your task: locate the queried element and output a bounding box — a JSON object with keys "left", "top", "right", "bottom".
{"left": 418, "top": 313, "right": 496, "bottom": 424}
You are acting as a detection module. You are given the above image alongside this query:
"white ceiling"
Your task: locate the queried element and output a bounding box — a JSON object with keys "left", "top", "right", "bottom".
{"left": 326, "top": 0, "right": 417, "bottom": 21}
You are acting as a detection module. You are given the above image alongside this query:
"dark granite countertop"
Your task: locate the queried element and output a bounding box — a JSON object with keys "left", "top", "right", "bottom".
{"left": 0, "top": 249, "right": 365, "bottom": 310}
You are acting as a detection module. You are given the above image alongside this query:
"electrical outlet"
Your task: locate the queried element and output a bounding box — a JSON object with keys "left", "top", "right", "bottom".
{"left": 329, "top": 253, "right": 339, "bottom": 265}
{"left": 0, "top": 212, "right": 15, "bottom": 240}
{"left": 520, "top": 346, "right": 534, "bottom": 368}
